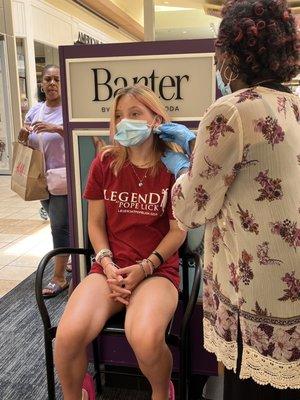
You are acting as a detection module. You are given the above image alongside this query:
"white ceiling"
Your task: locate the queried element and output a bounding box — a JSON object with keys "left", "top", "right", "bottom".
{"left": 110, "top": 0, "right": 220, "bottom": 40}
{"left": 155, "top": 4, "right": 220, "bottom": 40}
{"left": 155, "top": 0, "right": 204, "bottom": 9}
{"left": 110, "top": 0, "right": 144, "bottom": 25}
{"left": 109, "top": 0, "right": 299, "bottom": 41}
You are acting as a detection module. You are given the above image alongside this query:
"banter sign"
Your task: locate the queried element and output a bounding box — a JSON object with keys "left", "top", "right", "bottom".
{"left": 66, "top": 52, "right": 215, "bottom": 122}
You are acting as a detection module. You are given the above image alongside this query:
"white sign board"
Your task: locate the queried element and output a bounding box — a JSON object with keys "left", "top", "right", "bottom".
{"left": 66, "top": 53, "right": 215, "bottom": 122}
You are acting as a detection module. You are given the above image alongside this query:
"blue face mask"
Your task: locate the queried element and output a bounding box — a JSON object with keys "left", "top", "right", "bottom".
{"left": 216, "top": 69, "right": 232, "bottom": 96}
{"left": 115, "top": 119, "right": 154, "bottom": 147}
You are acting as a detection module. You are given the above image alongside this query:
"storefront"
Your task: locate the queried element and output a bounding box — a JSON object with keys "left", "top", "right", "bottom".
{"left": 0, "top": 0, "right": 137, "bottom": 174}
{"left": 0, "top": 35, "right": 13, "bottom": 173}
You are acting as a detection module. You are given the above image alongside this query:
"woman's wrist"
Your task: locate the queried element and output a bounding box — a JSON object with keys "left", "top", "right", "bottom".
{"left": 177, "top": 167, "right": 189, "bottom": 177}
{"left": 18, "top": 128, "right": 30, "bottom": 142}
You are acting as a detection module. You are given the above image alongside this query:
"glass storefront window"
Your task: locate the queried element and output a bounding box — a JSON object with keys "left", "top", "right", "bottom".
{"left": 0, "top": 36, "right": 12, "bottom": 173}
{"left": 34, "top": 41, "right": 59, "bottom": 101}
{"left": 16, "top": 38, "right": 29, "bottom": 122}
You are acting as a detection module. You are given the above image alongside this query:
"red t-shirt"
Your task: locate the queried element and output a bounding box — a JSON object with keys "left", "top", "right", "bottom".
{"left": 83, "top": 154, "right": 180, "bottom": 288}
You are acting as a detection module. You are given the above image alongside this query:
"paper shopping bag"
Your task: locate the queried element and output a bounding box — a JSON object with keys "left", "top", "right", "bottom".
{"left": 11, "top": 142, "right": 49, "bottom": 201}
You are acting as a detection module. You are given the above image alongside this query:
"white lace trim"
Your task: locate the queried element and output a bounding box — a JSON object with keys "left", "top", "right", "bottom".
{"left": 203, "top": 318, "right": 237, "bottom": 372}
{"left": 241, "top": 344, "right": 300, "bottom": 389}
{"left": 203, "top": 318, "right": 300, "bottom": 389}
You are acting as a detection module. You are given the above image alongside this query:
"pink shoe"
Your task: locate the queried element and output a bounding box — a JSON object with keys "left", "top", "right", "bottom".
{"left": 82, "top": 373, "right": 96, "bottom": 400}
{"left": 169, "top": 380, "right": 175, "bottom": 400}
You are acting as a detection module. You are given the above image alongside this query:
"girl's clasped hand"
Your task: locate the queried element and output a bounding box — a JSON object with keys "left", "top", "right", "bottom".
{"left": 106, "top": 263, "right": 147, "bottom": 305}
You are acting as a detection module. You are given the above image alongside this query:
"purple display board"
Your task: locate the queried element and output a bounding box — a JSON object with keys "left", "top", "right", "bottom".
{"left": 59, "top": 39, "right": 217, "bottom": 377}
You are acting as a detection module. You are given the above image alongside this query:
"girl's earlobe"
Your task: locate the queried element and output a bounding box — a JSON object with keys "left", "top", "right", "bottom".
{"left": 155, "top": 115, "right": 163, "bottom": 126}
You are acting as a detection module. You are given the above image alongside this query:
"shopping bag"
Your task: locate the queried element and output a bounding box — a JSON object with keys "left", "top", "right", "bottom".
{"left": 11, "top": 141, "right": 49, "bottom": 201}
{"left": 46, "top": 167, "right": 67, "bottom": 195}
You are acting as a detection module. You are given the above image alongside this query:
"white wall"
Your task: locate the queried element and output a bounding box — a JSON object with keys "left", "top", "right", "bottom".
{"left": 12, "top": 0, "right": 135, "bottom": 106}
{"left": 31, "top": 1, "right": 73, "bottom": 47}
{"left": 0, "top": 0, "right": 5, "bottom": 34}
{"left": 11, "top": 1, "right": 26, "bottom": 37}
{"left": 12, "top": 0, "right": 136, "bottom": 47}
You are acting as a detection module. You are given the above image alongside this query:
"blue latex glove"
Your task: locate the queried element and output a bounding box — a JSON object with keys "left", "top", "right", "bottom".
{"left": 158, "top": 123, "right": 196, "bottom": 155}
{"left": 161, "top": 150, "right": 190, "bottom": 178}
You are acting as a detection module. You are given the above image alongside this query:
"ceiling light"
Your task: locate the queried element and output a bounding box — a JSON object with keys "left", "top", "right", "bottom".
{"left": 155, "top": 6, "right": 194, "bottom": 11}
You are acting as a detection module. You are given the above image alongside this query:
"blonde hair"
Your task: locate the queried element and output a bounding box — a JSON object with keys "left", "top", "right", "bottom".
{"left": 101, "top": 85, "right": 181, "bottom": 176}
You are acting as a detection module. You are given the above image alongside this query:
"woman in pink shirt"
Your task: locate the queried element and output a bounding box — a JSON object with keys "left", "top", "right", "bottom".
{"left": 18, "top": 65, "right": 70, "bottom": 297}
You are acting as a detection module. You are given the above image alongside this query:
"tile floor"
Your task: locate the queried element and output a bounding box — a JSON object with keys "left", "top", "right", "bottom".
{"left": 0, "top": 175, "right": 52, "bottom": 298}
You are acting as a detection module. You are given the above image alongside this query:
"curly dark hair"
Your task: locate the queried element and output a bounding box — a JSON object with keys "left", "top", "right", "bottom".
{"left": 216, "top": 0, "right": 299, "bottom": 84}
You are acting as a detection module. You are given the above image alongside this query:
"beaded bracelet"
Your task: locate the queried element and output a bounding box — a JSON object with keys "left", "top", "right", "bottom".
{"left": 145, "top": 259, "right": 154, "bottom": 275}
{"left": 146, "top": 258, "right": 155, "bottom": 273}
{"left": 141, "top": 259, "right": 154, "bottom": 275}
{"left": 139, "top": 261, "right": 148, "bottom": 278}
{"left": 95, "top": 248, "right": 113, "bottom": 264}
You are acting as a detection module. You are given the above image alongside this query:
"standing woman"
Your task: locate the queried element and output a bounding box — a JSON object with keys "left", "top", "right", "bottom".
{"left": 18, "top": 65, "right": 70, "bottom": 297}
{"left": 162, "top": 0, "right": 300, "bottom": 399}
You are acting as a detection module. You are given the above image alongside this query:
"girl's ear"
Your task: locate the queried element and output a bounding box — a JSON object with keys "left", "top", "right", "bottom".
{"left": 154, "top": 115, "right": 163, "bottom": 126}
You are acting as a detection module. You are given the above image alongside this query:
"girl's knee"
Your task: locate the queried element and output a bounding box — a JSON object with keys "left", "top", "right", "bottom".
{"left": 129, "top": 329, "right": 165, "bottom": 364}
{"left": 55, "top": 323, "right": 87, "bottom": 355}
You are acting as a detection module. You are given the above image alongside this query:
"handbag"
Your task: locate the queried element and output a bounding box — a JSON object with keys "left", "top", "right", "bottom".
{"left": 46, "top": 167, "right": 67, "bottom": 196}
{"left": 11, "top": 141, "right": 49, "bottom": 201}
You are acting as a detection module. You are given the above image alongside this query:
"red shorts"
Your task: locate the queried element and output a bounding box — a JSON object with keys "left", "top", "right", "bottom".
{"left": 89, "top": 261, "right": 180, "bottom": 290}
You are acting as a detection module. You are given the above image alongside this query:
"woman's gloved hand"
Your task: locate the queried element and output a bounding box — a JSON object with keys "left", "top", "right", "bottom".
{"left": 161, "top": 150, "right": 190, "bottom": 178}
{"left": 158, "top": 122, "right": 196, "bottom": 154}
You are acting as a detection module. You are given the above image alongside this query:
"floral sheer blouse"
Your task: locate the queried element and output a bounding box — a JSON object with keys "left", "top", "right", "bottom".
{"left": 172, "top": 86, "right": 300, "bottom": 389}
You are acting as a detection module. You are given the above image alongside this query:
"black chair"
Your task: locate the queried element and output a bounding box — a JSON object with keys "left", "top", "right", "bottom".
{"left": 35, "top": 244, "right": 201, "bottom": 400}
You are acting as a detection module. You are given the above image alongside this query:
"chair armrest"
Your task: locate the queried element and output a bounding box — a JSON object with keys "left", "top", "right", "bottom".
{"left": 35, "top": 247, "right": 93, "bottom": 336}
